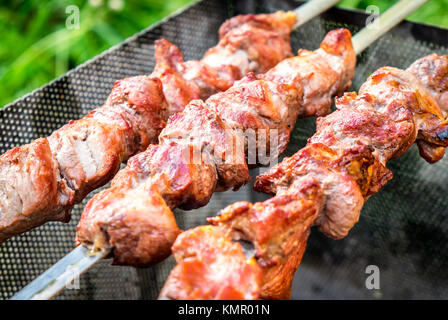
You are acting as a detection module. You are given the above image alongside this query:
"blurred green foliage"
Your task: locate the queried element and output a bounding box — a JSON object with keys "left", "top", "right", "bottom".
{"left": 0, "top": 0, "right": 192, "bottom": 107}
{"left": 0, "top": 0, "right": 447, "bottom": 107}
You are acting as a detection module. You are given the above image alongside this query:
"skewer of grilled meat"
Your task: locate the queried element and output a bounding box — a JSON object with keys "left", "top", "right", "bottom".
{"left": 75, "top": 29, "right": 356, "bottom": 267}
{"left": 159, "top": 54, "right": 448, "bottom": 300}
{"left": 0, "top": 11, "right": 296, "bottom": 243}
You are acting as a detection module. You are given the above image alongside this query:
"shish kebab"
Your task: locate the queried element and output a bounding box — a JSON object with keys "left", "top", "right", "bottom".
{"left": 1, "top": 0, "right": 327, "bottom": 242}
{"left": 12, "top": 0, "right": 428, "bottom": 300}
{"left": 160, "top": 52, "right": 448, "bottom": 300}
{"left": 74, "top": 0, "right": 428, "bottom": 267}
{"left": 75, "top": 28, "right": 356, "bottom": 266}
{"left": 159, "top": 29, "right": 448, "bottom": 303}
{"left": 51, "top": 29, "right": 353, "bottom": 300}
{"left": 9, "top": 0, "right": 344, "bottom": 299}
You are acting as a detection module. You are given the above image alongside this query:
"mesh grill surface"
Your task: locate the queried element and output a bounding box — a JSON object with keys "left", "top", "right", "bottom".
{"left": 1, "top": 0, "right": 447, "bottom": 299}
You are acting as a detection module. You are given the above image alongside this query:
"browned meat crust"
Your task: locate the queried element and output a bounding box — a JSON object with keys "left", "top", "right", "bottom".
{"left": 0, "top": 138, "right": 73, "bottom": 241}
{"left": 159, "top": 226, "right": 262, "bottom": 299}
{"left": 408, "top": 53, "right": 448, "bottom": 112}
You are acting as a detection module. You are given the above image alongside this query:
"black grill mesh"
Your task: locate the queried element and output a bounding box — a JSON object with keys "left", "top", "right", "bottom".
{"left": 1, "top": 0, "right": 448, "bottom": 300}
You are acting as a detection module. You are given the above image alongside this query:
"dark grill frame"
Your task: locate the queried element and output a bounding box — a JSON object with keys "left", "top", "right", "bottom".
{"left": 1, "top": 0, "right": 447, "bottom": 300}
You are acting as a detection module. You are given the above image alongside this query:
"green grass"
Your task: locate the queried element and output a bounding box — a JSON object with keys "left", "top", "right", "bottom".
{"left": 0, "top": 0, "right": 447, "bottom": 108}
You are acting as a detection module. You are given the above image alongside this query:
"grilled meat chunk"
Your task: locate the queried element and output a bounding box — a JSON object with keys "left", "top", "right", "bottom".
{"left": 159, "top": 226, "right": 262, "bottom": 300}
{"left": 407, "top": 54, "right": 448, "bottom": 112}
{"left": 0, "top": 139, "right": 74, "bottom": 242}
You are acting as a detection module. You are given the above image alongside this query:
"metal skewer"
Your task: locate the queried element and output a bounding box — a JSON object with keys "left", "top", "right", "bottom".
{"left": 352, "top": 0, "right": 428, "bottom": 54}
{"left": 293, "top": 0, "right": 341, "bottom": 29}
{"left": 10, "top": 0, "right": 426, "bottom": 300}
{"left": 11, "top": 245, "right": 109, "bottom": 300}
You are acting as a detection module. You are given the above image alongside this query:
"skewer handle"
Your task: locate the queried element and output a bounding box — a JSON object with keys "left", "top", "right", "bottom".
{"left": 352, "top": 0, "right": 428, "bottom": 54}
{"left": 294, "top": 0, "right": 341, "bottom": 29}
